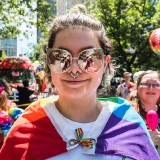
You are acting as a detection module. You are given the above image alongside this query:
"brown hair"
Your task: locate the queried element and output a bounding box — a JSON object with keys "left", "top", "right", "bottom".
{"left": 123, "top": 72, "right": 132, "bottom": 77}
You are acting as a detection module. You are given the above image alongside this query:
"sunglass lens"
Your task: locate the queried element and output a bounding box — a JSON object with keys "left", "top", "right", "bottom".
{"left": 78, "top": 49, "right": 103, "bottom": 72}
{"left": 48, "top": 49, "right": 72, "bottom": 73}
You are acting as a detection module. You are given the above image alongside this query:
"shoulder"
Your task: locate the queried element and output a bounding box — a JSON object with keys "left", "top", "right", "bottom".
{"left": 9, "top": 98, "right": 55, "bottom": 128}
{"left": 129, "top": 82, "right": 135, "bottom": 87}
{"left": 16, "top": 86, "right": 22, "bottom": 90}
{"left": 104, "top": 97, "right": 135, "bottom": 114}
{"left": 118, "top": 83, "right": 126, "bottom": 89}
{"left": 9, "top": 100, "right": 46, "bottom": 128}
{"left": 99, "top": 99, "right": 159, "bottom": 159}
{"left": 105, "top": 97, "right": 143, "bottom": 124}
{"left": 0, "top": 99, "right": 64, "bottom": 159}
{"left": 0, "top": 100, "right": 51, "bottom": 146}
{"left": 104, "top": 97, "right": 153, "bottom": 135}
{"left": 116, "top": 84, "right": 123, "bottom": 90}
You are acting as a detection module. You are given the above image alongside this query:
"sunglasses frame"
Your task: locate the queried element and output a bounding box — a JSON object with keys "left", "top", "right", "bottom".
{"left": 140, "top": 83, "right": 160, "bottom": 89}
{"left": 46, "top": 47, "right": 104, "bottom": 73}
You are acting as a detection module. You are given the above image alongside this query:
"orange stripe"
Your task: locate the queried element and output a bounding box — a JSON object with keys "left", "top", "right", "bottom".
{"left": 12, "top": 99, "right": 55, "bottom": 127}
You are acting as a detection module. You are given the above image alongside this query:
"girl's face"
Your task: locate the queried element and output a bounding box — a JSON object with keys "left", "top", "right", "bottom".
{"left": 137, "top": 73, "right": 160, "bottom": 104}
{"left": 50, "top": 27, "right": 107, "bottom": 99}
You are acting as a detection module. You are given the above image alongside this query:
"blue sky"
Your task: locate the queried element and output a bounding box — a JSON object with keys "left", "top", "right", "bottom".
{"left": 17, "top": 24, "right": 37, "bottom": 57}
{"left": 17, "top": 4, "right": 37, "bottom": 57}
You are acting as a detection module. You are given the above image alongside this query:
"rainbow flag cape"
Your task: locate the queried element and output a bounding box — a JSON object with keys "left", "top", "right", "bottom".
{"left": 0, "top": 98, "right": 159, "bottom": 160}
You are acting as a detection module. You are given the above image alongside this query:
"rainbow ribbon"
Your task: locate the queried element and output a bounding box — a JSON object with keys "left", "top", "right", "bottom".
{"left": 68, "top": 128, "right": 96, "bottom": 149}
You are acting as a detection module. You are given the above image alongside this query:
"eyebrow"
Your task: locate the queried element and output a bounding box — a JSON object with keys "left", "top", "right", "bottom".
{"left": 141, "top": 80, "right": 160, "bottom": 83}
{"left": 58, "top": 46, "right": 96, "bottom": 53}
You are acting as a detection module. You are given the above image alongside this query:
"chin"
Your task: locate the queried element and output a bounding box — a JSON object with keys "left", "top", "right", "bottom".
{"left": 66, "top": 91, "right": 96, "bottom": 100}
{"left": 60, "top": 90, "right": 91, "bottom": 100}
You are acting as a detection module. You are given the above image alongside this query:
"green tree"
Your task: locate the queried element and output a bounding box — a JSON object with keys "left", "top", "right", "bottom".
{"left": 87, "top": 0, "right": 160, "bottom": 72}
{"left": 31, "top": 36, "right": 47, "bottom": 63}
{"left": 0, "top": 50, "right": 7, "bottom": 61}
{"left": 0, "top": 0, "right": 56, "bottom": 39}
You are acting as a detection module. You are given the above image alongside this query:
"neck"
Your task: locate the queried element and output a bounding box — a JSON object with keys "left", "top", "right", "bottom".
{"left": 141, "top": 101, "right": 157, "bottom": 112}
{"left": 125, "top": 81, "right": 130, "bottom": 85}
{"left": 55, "top": 96, "right": 103, "bottom": 123}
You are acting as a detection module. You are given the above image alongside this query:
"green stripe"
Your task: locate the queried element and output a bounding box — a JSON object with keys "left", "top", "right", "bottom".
{"left": 98, "top": 97, "right": 118, "bottom": 103}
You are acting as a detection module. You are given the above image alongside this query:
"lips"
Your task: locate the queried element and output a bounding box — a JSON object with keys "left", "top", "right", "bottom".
{"left": 64, "top": 79, "right": 88, "bottom": 85}
{"left": 146, "top": 92, "right": 156, "bottom": 95}
{"left": 66, "top": 80, "right": 87, "bottom": 83}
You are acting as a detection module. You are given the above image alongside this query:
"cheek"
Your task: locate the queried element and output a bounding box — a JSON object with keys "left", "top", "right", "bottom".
{"left": 137, "top": 88, "right": 144, "bottom": 97}
{"left": 92, "top": 69, "right": 104, "bottom": 86}
{"left": 51, "top": 73, "right": 61, "bottom": 89}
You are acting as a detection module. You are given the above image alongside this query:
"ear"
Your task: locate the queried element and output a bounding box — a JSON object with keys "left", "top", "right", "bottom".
{"left": 103, "top": 55, "right": 111, "bottom": 73}
{"left": 105, "top": 55, "right": 111, "bottom": 63}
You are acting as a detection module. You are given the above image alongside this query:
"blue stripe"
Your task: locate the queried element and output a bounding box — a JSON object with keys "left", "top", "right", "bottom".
{"left": 111, "top": 97, "right": 155, "bottom": 147}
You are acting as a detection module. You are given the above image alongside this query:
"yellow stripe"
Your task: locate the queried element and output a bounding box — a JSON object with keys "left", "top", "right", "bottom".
{"left": 17, "top": 103, "right": 31, "bottom": 107}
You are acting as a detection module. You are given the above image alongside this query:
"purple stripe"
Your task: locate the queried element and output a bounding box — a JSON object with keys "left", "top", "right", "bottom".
{"left": 95, "top": 114, "right": 159, "bottom": 160}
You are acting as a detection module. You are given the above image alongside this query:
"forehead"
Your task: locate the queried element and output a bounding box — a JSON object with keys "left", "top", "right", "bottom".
{"left": 141, "top": 73, "right": 159, "bottom": 82}
{"left": 53, "top": 27, "right": 100, "bottom": 49}
{"left": 124, "top": 74, "right": 131, "bottom": 77}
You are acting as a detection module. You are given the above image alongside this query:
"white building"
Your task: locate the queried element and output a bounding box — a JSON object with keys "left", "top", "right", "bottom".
{"left": 0, "top": 38, "right": 17, "bottom": 56}
{"left": 56, "top": 0, "right": 85, "bottom": 15}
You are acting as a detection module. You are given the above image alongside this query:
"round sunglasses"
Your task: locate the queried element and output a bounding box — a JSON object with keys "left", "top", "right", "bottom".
{"left": 46, "top": 48, "right": 104, "bottom": 73}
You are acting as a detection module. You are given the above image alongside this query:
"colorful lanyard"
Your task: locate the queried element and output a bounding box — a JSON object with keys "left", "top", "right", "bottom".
{"left": 68, "top": 128, "right": 96, "bottom": 148}
{"left": 69, "top": 128, "right": 127, "bottom": 159}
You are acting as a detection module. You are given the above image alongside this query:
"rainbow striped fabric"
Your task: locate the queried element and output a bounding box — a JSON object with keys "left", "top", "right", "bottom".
{"left": 0, "top": 98, "right": 159, "bottom": 160}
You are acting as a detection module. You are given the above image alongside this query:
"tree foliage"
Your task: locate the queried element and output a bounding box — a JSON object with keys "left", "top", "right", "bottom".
{"left": 87, "top": 0, "right": 160, "bottom": 72}
{"left": 0, "top": 0, "right": 56, "bottom": 39}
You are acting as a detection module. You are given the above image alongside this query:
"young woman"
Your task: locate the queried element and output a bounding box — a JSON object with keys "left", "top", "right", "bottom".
{"left": 0, "top": 4, "right": 159, "bottom": 160}
{"left": 128, "top": 70, "right": 160, "bottom": 153}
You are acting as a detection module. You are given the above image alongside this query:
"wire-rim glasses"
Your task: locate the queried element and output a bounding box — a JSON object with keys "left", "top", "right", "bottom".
{"left": 46, "top": 48, "right": 104, "bottom": 73}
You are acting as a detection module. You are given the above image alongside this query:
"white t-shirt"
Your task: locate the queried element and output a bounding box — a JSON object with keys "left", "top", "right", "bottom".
{"left": 42, "top": 102, "right": 134, "bottom": 160}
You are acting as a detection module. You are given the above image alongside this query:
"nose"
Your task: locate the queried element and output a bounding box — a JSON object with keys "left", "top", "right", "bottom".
{"left": 148, "top": 84, "right": 154, "bottom": 88}
{"left": 67, "top": 58, "right": 82, "bottom": 74}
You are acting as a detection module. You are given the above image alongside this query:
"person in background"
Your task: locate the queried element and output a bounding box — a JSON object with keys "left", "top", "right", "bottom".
{"left": 11, "top": 79, "right": 39, "bottom": 109}
{"left": 127, "top": 70, "right": 160, "bottom": 154}
{"left": 127, "top": 71, "right": 145, "bottom": 101}
{"left": 116, "top": 71, "right": 135, "bottom": 99}
{"left": 0, "top": 4, "right": 159, "bottom": 160}
{"left": 133, "top": 71, "right": 145, "bottom": 84}
{"left": 0, "top": 79, "right": 23, "bottom": 148}
{"left": 0, "top": 79, "right": 16, "bottom": 112}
